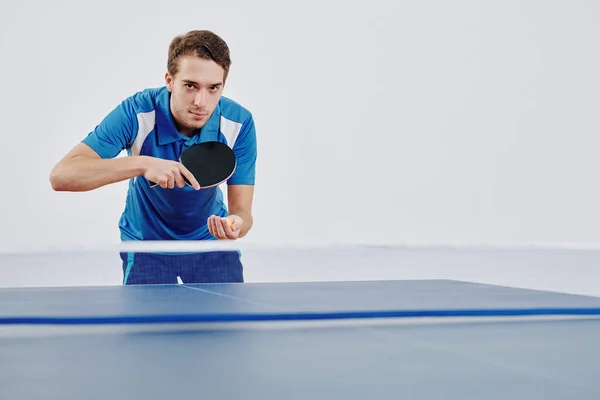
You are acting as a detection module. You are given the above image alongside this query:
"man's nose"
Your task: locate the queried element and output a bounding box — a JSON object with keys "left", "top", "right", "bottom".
{"left": 194, "top": 90, "right": 207, "bottom": 107}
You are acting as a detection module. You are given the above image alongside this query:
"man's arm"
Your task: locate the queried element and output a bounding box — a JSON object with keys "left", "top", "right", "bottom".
{"left": 50, "top": 143, "right": 145, "bottom": 191}
{"left": 207, "top": 111, "right": 257, "bottom": 240}
{"left": 227, "top": 184, "right": 254, "bottom": 238}
{"left": 223, "top": 113, "right": 257, "bottom": 239}
{"left": 50, "top": 142, "right": 200, "bottom": 192}
{"left": 50, "top": 94, "right": 199, "bottom": 192}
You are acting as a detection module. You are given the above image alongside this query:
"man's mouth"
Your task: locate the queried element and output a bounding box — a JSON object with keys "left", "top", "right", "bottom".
{"left": 190, "top": 111, "right": 208, "bottom": 119}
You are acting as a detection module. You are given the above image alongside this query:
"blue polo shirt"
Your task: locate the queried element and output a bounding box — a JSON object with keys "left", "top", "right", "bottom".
{"left": 82, "top": 86, "right": 257, "bottom": 242}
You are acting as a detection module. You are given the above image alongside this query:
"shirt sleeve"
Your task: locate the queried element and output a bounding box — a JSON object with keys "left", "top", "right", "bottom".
{"left": 227, "top": 114, "right": 257, "bottom": 185}
{"left": 81, "top": 99, "right": 138, "bottom": 159}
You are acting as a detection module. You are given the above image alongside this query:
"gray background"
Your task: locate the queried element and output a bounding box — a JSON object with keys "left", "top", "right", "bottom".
{"left": 0, "top": 0, "right": 599, "bottom": 291}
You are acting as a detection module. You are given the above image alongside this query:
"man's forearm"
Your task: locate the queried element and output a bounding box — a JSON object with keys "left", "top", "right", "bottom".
{"left": 50, "top": 156, "right": 147, "bottom": 192}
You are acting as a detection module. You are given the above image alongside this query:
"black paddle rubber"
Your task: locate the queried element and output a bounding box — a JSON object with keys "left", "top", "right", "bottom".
{"left": 179, "top": 141, "right": 237, "bottom": 188}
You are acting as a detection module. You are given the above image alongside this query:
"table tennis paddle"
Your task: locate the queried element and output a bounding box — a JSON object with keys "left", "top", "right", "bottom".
{"left": 150, "top": 141, "right": 236, "bottom": 189}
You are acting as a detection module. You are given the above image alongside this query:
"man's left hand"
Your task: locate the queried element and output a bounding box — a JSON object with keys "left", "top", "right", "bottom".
{"left": 208, "top": 214, "right": 243, "bottom": 240}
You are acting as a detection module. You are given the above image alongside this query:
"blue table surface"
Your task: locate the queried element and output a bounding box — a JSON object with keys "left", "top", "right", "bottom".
{"left": 1, "top": 280, "right": 600, "bottom": 399}
{"left": 1, "top": 279, "right": 600, "bottom": 319}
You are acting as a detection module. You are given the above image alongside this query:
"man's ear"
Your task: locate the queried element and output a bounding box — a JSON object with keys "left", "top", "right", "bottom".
{"left": 165, "top": 72, "right": 173, "bottom": 92}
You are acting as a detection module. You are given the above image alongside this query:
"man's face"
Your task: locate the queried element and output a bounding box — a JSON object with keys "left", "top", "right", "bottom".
{"left": 165, "top": 56, "right": 225, "bottom": 136}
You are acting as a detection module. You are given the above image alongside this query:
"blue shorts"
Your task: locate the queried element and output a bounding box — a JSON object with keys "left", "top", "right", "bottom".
{"left": 119, "top": 251, "right": 244, "bottom": 285}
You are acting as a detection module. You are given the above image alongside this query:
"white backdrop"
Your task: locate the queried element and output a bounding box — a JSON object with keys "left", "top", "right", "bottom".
{"left": 1, "top": 0, "right": 599, "bottom": 252}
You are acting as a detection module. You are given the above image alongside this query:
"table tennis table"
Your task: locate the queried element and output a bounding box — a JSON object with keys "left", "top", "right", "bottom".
{"left": 1, "top": 278, "right": 600, "bottom": 399}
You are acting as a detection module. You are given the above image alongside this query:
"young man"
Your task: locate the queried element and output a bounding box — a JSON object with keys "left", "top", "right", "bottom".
{"left": 50, "top": 30, "right": 257, "bottom": 285}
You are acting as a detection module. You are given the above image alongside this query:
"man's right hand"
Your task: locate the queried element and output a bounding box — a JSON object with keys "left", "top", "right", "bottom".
{"left": 142, "top": 157, "right": 200, "bottom": 190}
{"left": 49, "top": 143, "right": 202, "bottom": 192}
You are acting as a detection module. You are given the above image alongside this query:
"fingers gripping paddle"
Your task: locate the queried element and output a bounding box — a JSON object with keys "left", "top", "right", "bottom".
{"left": 150, "top": 141, "right": 236, "bottom": 189}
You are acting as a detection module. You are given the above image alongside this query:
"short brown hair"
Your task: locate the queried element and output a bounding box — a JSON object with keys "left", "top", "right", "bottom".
{"left": 167, "top": 30, "right": 231, "bottom": 81}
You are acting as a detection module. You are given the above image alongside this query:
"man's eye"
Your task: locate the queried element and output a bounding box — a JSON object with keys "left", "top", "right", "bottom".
{"left": 186, "top": 84, "right": 195, "bottom": 89}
